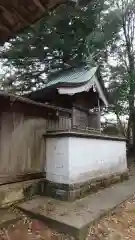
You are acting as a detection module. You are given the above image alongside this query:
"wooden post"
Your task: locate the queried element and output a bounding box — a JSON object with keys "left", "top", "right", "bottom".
{"left": 98, "top": 99, "right": 101, "bottom": 132}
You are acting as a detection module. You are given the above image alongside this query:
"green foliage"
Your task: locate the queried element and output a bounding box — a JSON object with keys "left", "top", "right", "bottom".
{"left": 1, "top": 0, "right": 106, "bottom": 93}
{"left": 1, "top": 0, "right": 122, "bottom": 94}
{"left": 1, "top": 0, "right": 135, "bottom": 145}
{"left": 100, "top": 0, "right": 135, "bottom": 145}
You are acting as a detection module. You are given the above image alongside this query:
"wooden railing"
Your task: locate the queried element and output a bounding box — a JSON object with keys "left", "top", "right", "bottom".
{"left": 45, "top": 117, "right": 72, "bottom": 131}
{"left": 45, "top": 115, "right": 101, "bottom": 133}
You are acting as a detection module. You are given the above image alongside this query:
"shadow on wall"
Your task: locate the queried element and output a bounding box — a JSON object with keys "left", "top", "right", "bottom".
{"left": 0, "top": 113, "right": 46, "bottom": 179}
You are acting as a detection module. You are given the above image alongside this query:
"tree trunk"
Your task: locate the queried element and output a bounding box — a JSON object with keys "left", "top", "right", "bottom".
{"left": 127, "top": 109, "right": 135, "bottom": 168}
{"left": 126, "top": 115, "right": 131, "bottom": 152}
{"left": 131, "top": 111, "right": 135, "bottom": 153}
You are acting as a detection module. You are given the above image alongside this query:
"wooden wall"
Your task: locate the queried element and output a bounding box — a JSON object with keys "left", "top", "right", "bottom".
{"left": 0, "top": 94, "right": 101, "bottom": 184}
{"left": 88, "top": 111, "right": 101, "bottom": 129}
{"left": 0, "top": 97, "right": 50, "bottom": 184}
{"left": 0, "top": 111, "right": 46, "bottom": 184}
{"left": 72, "top": 107, "right": 101, "bottom": 129}
{"left": 72, "top": 108, "right": 88, "bottom": 128}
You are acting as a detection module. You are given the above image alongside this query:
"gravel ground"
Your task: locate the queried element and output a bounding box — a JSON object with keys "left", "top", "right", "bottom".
{"left": 1, "top": 196, "right": 135, "bottom": 240}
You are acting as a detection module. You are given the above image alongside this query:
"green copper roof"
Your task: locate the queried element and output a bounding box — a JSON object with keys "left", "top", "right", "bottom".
{"left": 45, "top": 66, "right": 98, "bottom": 87}
{"left": 26, "top": 65, "right": 109, "bottom": 106}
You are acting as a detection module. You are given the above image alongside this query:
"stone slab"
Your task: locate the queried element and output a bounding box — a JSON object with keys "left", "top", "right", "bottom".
{"left": 44, "top": 130, "right": 126, "bottom": 141}
{"left": 17, "top": 176, "right": 135, "bottom": 239}
{"left": 0, "top": 179, "right": 46, "bottom": 207}
{"left": 0, "top": 209, "right": 21, "bottom": 228}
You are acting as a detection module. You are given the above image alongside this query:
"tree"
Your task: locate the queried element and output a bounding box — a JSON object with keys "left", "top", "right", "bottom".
{"left": 0, "top": 0, "right": 105, "bottom": 93}
{"left": 2, "top": 0, "right": 135, "bottom": 157}
{"left": 99, "top": 0, "right": 135, "bottom": 156}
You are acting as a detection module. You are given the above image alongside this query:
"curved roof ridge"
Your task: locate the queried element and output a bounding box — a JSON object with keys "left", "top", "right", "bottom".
{"left": 45, "top": 66, "right": 98, "bottom": 87}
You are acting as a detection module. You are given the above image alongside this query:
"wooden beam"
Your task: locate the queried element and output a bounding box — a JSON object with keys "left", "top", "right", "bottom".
{"left": 33, "top": 0, "right": 46, "bottom": 12}
{"left": 12, "top": 8, "right": 30, "bottom": 25}
{"left": 0, "top": 5, "right": 14, "bottom": 25}
{"left": 0, "top": 0, "right": 75, "bottom": 44}
{"left": 0, "top": 23, "right": 11, "bottom": 34}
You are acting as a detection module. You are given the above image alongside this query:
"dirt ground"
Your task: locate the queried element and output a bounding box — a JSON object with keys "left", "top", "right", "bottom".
{"left": 1, "top": 196, "right": 135, "bottom": 240}
{"left": 87, "top": 195, "right": 135, "bottom": 240}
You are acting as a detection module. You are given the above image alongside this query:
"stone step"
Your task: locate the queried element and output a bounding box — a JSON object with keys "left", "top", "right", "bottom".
{"left": 0, "top": 179, "right": 46, "bottom": 207}
{"left": 17, "top": 175, "right": 135, "bottom": 240}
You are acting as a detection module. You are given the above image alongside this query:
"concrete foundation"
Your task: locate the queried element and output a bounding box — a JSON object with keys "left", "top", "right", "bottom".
{"left": 45, "top": 171, "right": 129, "bottom": 201}
{"left": 44, "top": 131, "right": 128, "bottom": 200}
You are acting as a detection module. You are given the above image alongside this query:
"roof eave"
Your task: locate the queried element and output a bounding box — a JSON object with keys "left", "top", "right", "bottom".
{"left": 0, "top": 0, "right": 78, "bottom": 44}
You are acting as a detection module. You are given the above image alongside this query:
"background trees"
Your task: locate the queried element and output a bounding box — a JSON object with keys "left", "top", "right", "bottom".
{"left": 1, "top": 0, "right": 135, "bottom": 156}
{"left": 0, "top": 0, "right": 105, "bottom": 92}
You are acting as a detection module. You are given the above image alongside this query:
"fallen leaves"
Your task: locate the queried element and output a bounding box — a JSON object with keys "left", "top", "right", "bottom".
{"left": 1, "top": 197, "right": 135, "bottom": 239}
{"left": 87, "top": 196, "right": 135, "bottom": 240}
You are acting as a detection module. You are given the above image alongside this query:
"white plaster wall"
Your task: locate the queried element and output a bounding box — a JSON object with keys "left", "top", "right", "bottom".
{"left": 45, "top": 136, "right": 127, "bottom": 184}
{"left": 46, "top": 137, "right": 69, "bottom": 183}
{"left": 69, "top": 137, "right": 127, "bottom": 183}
